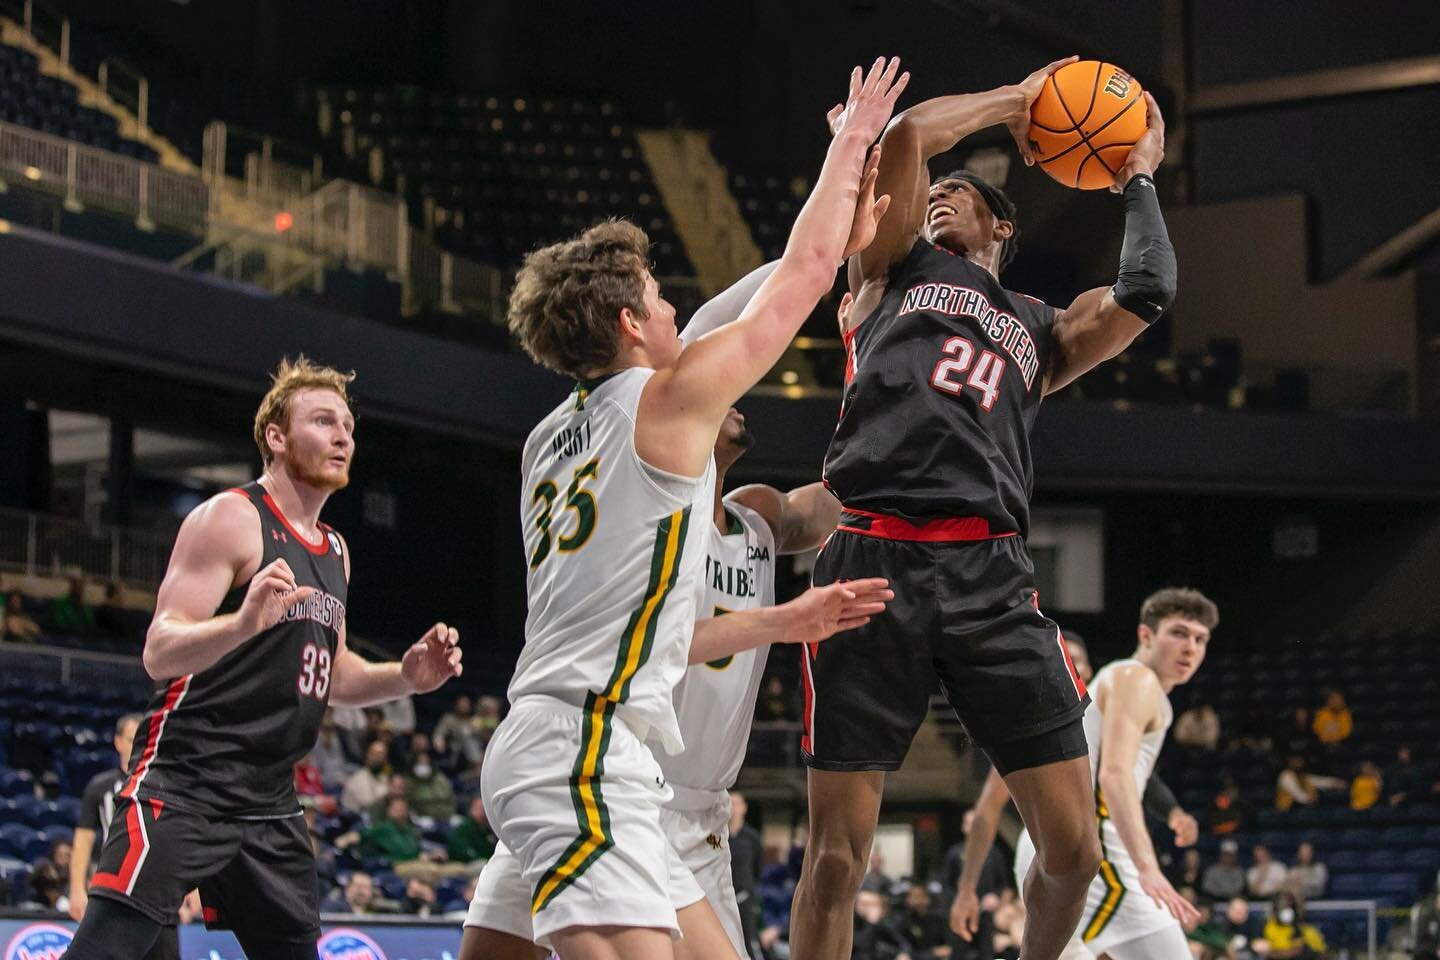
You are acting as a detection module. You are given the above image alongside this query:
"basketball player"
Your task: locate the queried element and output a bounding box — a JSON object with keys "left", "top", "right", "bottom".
{"left": 480, "top": 57, "right": 907, "bottom": 960}
{"left": 64, "top": 357, "right": 464, "bottom": 960}
{"left": 950, "top": 622, "right": 1206, "bottom": 957}
{"left": 791, "top": 59, "right": 1175, "bottom": 960}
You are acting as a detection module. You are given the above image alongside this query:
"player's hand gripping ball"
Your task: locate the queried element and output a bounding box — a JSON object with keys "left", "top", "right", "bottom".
{"left": 1028, "top": 60, "right": 1148, "bottom": 190}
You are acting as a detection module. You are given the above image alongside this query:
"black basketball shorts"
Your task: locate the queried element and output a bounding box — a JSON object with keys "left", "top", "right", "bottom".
{"left": 88, "top": 793, "right": 320, "bottom": 942}
{"left": 803, "top": 509, "right": 1090, "bottom": 773}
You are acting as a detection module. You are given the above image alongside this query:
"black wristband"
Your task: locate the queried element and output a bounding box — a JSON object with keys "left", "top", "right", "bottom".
{"left": 1123, "top": 172, "right": 1155, "bottom": 195}
{"left": 1111, "top": 172, "right": 1176, "bottom": 324}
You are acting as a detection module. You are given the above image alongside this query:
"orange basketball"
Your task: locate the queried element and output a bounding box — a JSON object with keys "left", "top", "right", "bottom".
{"left": 1028, "top": 60, "right": 1147, "bottom": 190}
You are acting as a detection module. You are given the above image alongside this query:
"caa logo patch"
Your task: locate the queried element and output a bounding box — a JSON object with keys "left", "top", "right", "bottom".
{"left": 317, "top": 927, "right": 387, "bottom": 960}
{"left": 5, "top": 923, "right": 73, "bottom": 960}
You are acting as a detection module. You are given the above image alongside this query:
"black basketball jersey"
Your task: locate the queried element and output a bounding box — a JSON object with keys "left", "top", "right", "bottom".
{"left": 122, "top": 482, "right": 348, "bottom": 818}
{"left": 823, "top": 238, "right": 1058, "bottom": 536}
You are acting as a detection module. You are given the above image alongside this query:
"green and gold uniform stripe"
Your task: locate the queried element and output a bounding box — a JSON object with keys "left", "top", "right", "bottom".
{"left": 531, "top": 508, "right": 691, "bottom": 914}
{"left": 1082, "top": 770, "right": 1126, "bottom": 942}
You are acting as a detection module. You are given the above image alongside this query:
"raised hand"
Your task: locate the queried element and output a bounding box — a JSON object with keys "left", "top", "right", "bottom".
{"left": 1112, "top": 92, "right": 1165, "bottom": 191}
{"left": 782, "top": 577, "right": 892, "bottom": 646}
{"left": 237, "top": 558, "right": 316, "bottom": 636}
{"left": 842, "top": 145, "right": 892, "bottom": 258}
{"left": 1008, "top": 55, "right": 1079, "bottom": 166}
{"left": 401, "top": 621, "right": 463, "bottom": 693}
{"left": 830, "top": 56, "right": 910, "bottom": 146}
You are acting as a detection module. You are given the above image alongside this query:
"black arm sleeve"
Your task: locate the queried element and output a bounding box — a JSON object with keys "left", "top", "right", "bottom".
{"left": 1143, "top": 773, "right": 1179, "bottom": 823}
{"left": 1110, "top": 174, "right": 1176, "bottom": 324}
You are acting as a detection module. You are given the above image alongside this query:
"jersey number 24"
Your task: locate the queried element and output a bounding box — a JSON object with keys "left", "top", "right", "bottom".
{"left": 929, "top": 336, "right": 1005, "bottom": 412}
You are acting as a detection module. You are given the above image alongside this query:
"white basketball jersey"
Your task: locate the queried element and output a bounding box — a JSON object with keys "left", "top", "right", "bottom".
{"left": 659, "top": 497, "right": 777, "bottom": 792}
{"left": 1085, "top": 658, "right": 1173, "bottom": 870}
{"left": 508, "top": 368, "right": 715, "bottom": 753}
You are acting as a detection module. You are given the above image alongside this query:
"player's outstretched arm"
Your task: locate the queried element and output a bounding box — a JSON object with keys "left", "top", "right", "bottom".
{"left": 848, "top": 56, "right": 1076, "bottom": 285}
{"left": 728, "top": 482, "right": 842, "bottom": 555}
{"left": 1045, "top": 94, "right": 1174, "bottom": 394}
{"left": 950, "top": 767, "right": 1012, "bottom": 940}
{"left": 143, "top": 492, "right": 308, "bottom": 680}
{"left": 686, "top": 577, "right": 891, "bottom": 664}
{"left": 637, "top": 58, "right": 907, "bottom": 478}
{"left": 1098, "top": 664, "right": 1201, "bottom": 927}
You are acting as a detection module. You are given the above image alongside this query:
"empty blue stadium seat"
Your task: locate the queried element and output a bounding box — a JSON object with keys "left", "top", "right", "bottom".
{"left": 0, "top": 769, "right": 34, "bottom": 799}
{"left": 34, "top": 802, "right": 72, "bottom": 829}
{"left": 1327, "top": 850, "right": 1364, "bottom": 871}
{"left": 1380, "top": 826, "right": 1424, "bottom": 846}
{"left": 1328, "top": 873, "right": 1375, "bottom": 897}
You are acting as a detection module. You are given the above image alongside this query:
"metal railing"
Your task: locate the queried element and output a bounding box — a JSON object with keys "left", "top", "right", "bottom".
{"left": 0, "top": 506, "right": 173, "bottom": 586}
{"left": 0, "top": 121, "right": 209, "bottom": 233}
{"left": 0, "top": 640, "right": 151, "bottom": 694}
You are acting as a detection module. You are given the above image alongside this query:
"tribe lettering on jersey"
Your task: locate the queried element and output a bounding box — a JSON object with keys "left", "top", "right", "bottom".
{"left": 659, "top": 497, "right": 776, "bottom": 793}
{"left": 121, "top": 482, "right": 348, "bottom": 817}
{"left": 823, "top": 238, "right": 1058, "bottom": 536}
{"left": 508, "top": 368, "right": 715, "bottom": 754}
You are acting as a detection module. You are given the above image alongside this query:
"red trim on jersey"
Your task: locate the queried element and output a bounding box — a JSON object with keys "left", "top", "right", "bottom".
{"left": 841, "top": 324, "right": 859, "bottom": 388}
{"left": 1033, "top": 592, "right": 1087, "bottom": 700}
{"left": 836, "top": 507, "right": 1015, "bottom": 543}
{"left": 121, "top": 677, "right": 190, "bottom": 798}
{"left": 260, "top": 492, "right": 329, "bottom": 555}
{"left": 800, "top": 642, "right": 818, "bottom": 756}
{"left": 203, "top": 906, "right": 220, "bottom": 923}
{"left": 90, "top": 799, "right": 147, "bottom": 894}
{"left": 148, "top": 797, "right": 165, "bottom": 819}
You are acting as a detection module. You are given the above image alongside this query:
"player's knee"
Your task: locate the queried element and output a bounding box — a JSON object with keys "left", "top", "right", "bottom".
{"left": 802, "top": 838, "right": 868, "bottom": 901}
{"left": 1035, "top": 828, "right": 1100, "bottom": 884}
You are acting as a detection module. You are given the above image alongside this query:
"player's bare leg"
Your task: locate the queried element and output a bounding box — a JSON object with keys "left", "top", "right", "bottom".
{"left": 789, "top": 769, "right": 886, "bottom": 959}
{"left": 1004, "top": 755, "right": 1101, "bottom": 960}
{"left": 458, "top": 927, "right": 548, "bottom": 960}
{"left": 549, "top": 925, "right": 674, "bottom": 960}
{"left": 675, "top": 897, "right": 744, "bottom": 960}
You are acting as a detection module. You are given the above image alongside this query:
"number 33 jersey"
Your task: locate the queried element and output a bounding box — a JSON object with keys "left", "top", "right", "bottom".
{"left": 125, "top": 481, "right": 348, "bottom": 818}
{"left": 510, "top": 368, "right": 715, "bottom": 755}
{"left": 824, "top": 238, "right": 1059, "bottom": 537}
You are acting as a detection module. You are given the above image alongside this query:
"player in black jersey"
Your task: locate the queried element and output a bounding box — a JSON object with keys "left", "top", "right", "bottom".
{"left": 791, "top": 62, "right": 1175, "bottom": 960}
{"left": 65, "top": 357, "right": 464, "bottom": 960}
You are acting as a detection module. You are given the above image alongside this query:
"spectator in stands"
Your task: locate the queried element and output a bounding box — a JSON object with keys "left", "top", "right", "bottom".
{"left": 1231, "top": 706, "right": 1273, "bottom": 754}
{"left": 446, "top": 794, "right": 497, "bottom": 866}
{"left": 372, "top": 774, "right": 409, "bottom": 819}
{"left": 1209, "top": 774, "right": 1248, "bottom": 835}
{"left": 1414, "top": 889, "right": 1440, "bottom": 959}
{"left": 865, "top": 847, "right": 894, "bottom": 892}
{"left": 1169, "top": 848, "right": 1204, "bottom": 889}
{"left": 401, "top": 876, "right": 438, "bottom": 918}
{"left": 294, "top": 752, "right": 335, "bottom": 815}
{"left": 728, "top": 791, "right": 765, "bottom": 957}
{"left": 756, "top": 674, "right": 800, "bottom": 723}
{"left": 27, "top": 839, "right": 72, "bottom": 911}
{"left": 1276, "top": 754, "right": 1346, "bottom": 811}
{"left": 1387, "top": 745, "right": 1431, "bottom": 806}
{"left": 311, "top": 713, "right": 352, "bottom": 790}
{"left": 1174, "top": 703, "right": 1221, "bottom": 752}
{"left": 1258, "top": 891, "right": 1325, "bottom": 958}
{"left": 1220, "top": 897, "right": 1263, "bottom": 960}
{"left": 891, "top": 884, "right": 949, "bottom": 960}
{"left": 342, "top": 740, "right": 390, "bottom": 812}
{"left": 1311, "top": 690, "right": 1353, "bottom": 746}
{"left": 1280, "top": 707, "right": 1319, "bottom": 765}
{"left": 474, "top": 695, "right": 503, "bottom": 747}
{"left": 322, "top": 871, "right": 376, "bottom": 915}
{"left": 48, "top": 577, "right": 97, "bottom": 636}
{"left": 404, "top": 750, "right": 456, "bottom": 821}
{"left": 389, "top": 729, "right": 429, "bottom": 774}
{"left": 1351, "top": 759, "right": 1384, "bottom": 811}
{"left": 1286, "top": 842, "right": 1327, "bottom": 900}
{"left": 1246, "top": 844, "right": 1288, "bottom": 897}
{"left": 2, "top": 591, "right": 42, "bottom": 643}
{"left": 432, "top": 694, "right": 485, "bottom": 772}
{"left": 1201, "top": 840, "right": 1247, "bottom": 900}
{"left": 989, "top": 889, "right": 1025, "bottom": 960}
{"left": 941, "top": 808, "right": 1013, "bottom": 899}
{"left": 356, "top": 796, "right": 424, "bottom": 865}
{"left": 95, "top": 581, "right": 136, "bottom": 645}
{"left": 1185, "top": 892, "right": 1230, "bottom": 960}
{"left": 380, "top": 695, "right": 416, "bottom": 737}
{"left": 852, "top": 886, "right": 911, "bottom": 960}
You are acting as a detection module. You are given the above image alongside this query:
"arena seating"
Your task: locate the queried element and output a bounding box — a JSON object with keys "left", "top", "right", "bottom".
{"left": 0, "top": 41, "right": 157, "bottom": 162}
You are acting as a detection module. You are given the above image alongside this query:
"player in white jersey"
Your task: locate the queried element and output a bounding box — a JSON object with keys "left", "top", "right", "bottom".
{"left": 474, "top": 58, "right": 909, "bottom": 960}
{"left": 952, "top": 588, "right": 1217, "bottom": 960}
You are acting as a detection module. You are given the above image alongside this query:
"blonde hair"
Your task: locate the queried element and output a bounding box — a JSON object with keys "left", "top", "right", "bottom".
{"left": 507, "top": 219, "right": 651, "bottom": 378}
{"left": 253, "top": 355, "right": 355, "bottom": 464}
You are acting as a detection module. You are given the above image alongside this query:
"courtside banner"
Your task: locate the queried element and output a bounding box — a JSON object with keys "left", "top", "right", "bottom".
{"left": 0, "top": 918, "right": 462, "bottom": 960}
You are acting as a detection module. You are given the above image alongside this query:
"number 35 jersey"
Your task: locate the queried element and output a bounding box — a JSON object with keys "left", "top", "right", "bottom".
{"left": 510, "top": 367, "right": 715, "bottom": 755}
{"left": 125, "top": 481, "right": 348, "bottom": 818}
{"left": 823, "top": 238, "right": 1058, "bottom": 537}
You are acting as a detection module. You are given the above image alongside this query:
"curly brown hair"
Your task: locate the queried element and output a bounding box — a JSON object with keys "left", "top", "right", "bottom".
{"left": 1140, "top": 587, "right": 1219, "bottom": 631}
{"left": 253, "top": 355, "right": 355, "bottom": 465}
{"left": 507, "top": 219, "right": 652, "bottom": 378}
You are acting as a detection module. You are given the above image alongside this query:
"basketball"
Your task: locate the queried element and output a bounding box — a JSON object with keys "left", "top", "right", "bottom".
{"left": 1029, "top": 60, "right": 1148, "bottom": 190}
